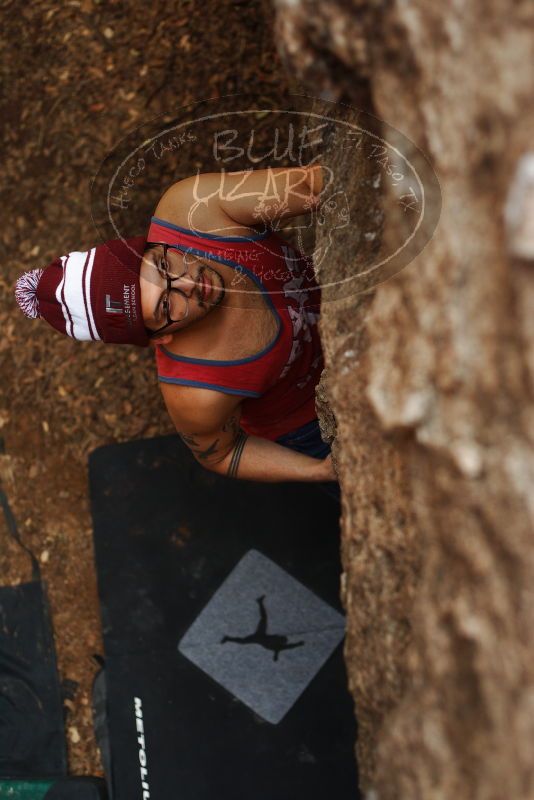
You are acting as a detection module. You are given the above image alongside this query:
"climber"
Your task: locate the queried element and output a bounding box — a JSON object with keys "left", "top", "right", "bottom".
{"left": 220, "top": 595, "right": 305, "bottom": 662}
{"left": 14, "top": 165, "right": 339, "bottom": 496}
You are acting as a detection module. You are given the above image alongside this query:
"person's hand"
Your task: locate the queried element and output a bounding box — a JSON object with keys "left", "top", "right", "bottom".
{"left": 315, "top": 452, "right": 338, "bottom": 482}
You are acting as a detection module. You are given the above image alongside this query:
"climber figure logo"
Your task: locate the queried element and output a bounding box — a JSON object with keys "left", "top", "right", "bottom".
{"left": 220, "top": 595, "right": 305, "bottom": 662}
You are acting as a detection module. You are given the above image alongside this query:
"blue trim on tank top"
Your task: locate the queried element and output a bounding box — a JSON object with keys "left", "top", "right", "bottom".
{"left": 158, "top": 376, "right": 261, "bottom": 397}
{"left": 151, "top": 216, "right": 271, "bottom": 242}
{"left": 155, "top": 245, "right": 284, "bottom": 366}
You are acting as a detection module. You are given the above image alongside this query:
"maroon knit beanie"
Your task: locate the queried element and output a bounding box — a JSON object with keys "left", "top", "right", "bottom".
{"left": 14, "top": 236, "right": 149, "bottom": 347}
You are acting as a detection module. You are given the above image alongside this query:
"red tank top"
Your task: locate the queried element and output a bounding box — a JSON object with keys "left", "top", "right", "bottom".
{"left": 147, "top": 216, "right": 324, "bottom": 441}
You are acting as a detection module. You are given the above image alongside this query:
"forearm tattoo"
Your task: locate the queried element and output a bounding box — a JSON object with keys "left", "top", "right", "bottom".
{"left": 178, "top": 432, "right": 221, "bottom": 462}
{"left": 177, "top": 413, "right": 248, "bottom": 475}
{"left": 227, "top": 429, "right": 249, "bottom": 478}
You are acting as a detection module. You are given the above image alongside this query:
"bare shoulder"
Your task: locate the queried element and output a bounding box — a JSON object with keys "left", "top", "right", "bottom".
{"left": 154, "top": 173, "right": 265, "bottom": 239}
{"left": 159, "top": 380, "right": 243, "bottom": 433}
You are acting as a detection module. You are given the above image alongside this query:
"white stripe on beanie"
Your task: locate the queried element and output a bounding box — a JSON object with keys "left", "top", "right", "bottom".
{"left": 56, "top": 255, "right": 71, "bottom": 336}
{"left": 84, "top": 247, "right": 98, "bottom": 340}
{"left": 55, "top": 249, "right": 102, "bottom": 341}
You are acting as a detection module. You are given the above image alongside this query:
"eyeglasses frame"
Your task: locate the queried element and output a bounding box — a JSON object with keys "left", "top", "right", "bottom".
{"left": 144, "top": 242, "right": 194, "bottom": 338}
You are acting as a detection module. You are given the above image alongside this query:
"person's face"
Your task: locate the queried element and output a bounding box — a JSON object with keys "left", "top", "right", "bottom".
{"left": 139, "top": 244, "right": 226, "bottom": 345}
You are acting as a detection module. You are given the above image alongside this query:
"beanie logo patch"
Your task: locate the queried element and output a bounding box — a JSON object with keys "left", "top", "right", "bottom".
{"left": 105, "top": 294, "right": 123, "bottom": 314}
{"left": 105, "top": 284, "right": 138, "bottom": 330}
{"left": 123, "top": 283, "right": 138, "bottom": 326}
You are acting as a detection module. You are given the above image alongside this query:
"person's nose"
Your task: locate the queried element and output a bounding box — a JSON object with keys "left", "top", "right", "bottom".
{"left": 172, "top": 271, "right": 199, "bottom": 298}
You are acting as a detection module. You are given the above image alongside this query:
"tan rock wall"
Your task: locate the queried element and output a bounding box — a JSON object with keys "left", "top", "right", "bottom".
{"left": 273, "top": 0, "right": 534, "bottom": 797}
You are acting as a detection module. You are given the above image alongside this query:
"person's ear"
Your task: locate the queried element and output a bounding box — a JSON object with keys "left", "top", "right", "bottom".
{"left": 148, "top": 333, "right": 173, "bottom": 347}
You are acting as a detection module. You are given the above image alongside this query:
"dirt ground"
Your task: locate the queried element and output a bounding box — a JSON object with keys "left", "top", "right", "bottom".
{"left": 0, "top": 0, "right": 297, "bottom": 776}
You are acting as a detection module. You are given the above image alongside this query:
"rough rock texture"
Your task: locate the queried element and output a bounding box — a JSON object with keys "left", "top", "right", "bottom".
{"left": 274, "top": 1, "right": 534, "bottom": 797}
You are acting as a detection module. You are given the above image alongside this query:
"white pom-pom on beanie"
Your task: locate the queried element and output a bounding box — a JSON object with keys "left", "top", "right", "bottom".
{"left": 15, "top": 269, "right": 44, "bottom": 319}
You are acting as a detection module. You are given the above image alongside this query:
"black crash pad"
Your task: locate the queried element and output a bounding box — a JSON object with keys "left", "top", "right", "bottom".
{"left": 89, "top": 434, "right": 360, "bottom": 800}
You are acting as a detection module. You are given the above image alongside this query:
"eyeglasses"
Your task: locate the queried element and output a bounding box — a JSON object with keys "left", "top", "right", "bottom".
{"left": 145, "top": 243, "right": 194, "bottom": 337}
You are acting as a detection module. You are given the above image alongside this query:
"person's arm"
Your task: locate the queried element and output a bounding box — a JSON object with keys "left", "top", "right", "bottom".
{"left": 209, "top": 433, "right": 335, "bottom": 483}
{"left": 216, "top": 164, "right": 326, "bottom": 227}
{"left": 159, "top": 382, "right": 335, "bottom": 483}
{"left": 155, "top": 165, "right": 326, "bottom": 233}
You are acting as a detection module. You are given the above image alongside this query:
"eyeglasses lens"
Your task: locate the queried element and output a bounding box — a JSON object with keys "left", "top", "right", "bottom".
{"left": 164, "top": 290, "right": 188, "bottom": 322}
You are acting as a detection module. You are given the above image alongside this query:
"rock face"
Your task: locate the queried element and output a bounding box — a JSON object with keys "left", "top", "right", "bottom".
{"left": 273, "top": 1, "right": 534, "bottom": 797}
